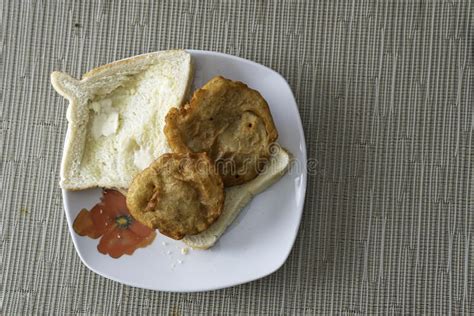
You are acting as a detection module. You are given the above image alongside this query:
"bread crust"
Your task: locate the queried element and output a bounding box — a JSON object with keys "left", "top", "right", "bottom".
{"left": 126, "top": 152, "right": 225, "bottom": 240}
{"left": 164, "top": 76, "right": 278, "bottom": 186}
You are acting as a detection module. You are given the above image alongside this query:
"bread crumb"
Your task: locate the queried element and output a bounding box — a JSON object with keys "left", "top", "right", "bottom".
{"left": 181, "top": 247, "right": 189, "bottom": 255}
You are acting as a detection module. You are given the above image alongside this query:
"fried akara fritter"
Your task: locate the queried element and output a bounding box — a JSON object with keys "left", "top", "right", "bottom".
{"left": 164, "top": 76, "right": 278, "bottom": 186}
{"left": 126, "top": 152, "right": 224, "bottom": 240}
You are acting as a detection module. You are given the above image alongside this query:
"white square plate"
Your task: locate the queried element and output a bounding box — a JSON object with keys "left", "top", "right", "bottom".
{"left": 62, "top": 50, "right": 307, "bottom": 292}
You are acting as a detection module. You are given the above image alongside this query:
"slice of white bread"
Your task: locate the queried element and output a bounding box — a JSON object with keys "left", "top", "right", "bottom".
{"left": 51, "top": 50, "right": 193, "bottom": 190}
{"left": 182, "top": 146, "right": 291, "bottom": 249}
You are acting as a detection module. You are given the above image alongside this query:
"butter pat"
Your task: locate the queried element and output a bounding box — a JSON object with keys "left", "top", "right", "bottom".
{"left": 91, "top": 112, "right": 119, "bottom": 138}
{"left": 90, "top": 99, "right": 120, "bottom": 139}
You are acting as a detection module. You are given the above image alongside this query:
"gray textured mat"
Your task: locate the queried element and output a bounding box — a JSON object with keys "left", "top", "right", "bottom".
{"left": 1, "top": 0, "right": 473, "bottom": 314}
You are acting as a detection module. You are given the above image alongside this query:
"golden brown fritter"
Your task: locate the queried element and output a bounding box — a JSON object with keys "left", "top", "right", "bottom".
{"left": 126, "top": 152, "right": 224, "bottom": 240}
{"left": 164, "top": 76, "right": 278, "bottom": 186}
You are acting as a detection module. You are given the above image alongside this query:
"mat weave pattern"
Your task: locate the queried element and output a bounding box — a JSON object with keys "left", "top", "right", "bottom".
{"left": 1, "top": 0, "right": 473, "bottom": 314}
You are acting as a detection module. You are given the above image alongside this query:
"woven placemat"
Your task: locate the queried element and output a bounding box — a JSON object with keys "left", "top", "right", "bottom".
{"left": 1, "top": 0, "right": 473, "bottom": 314}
